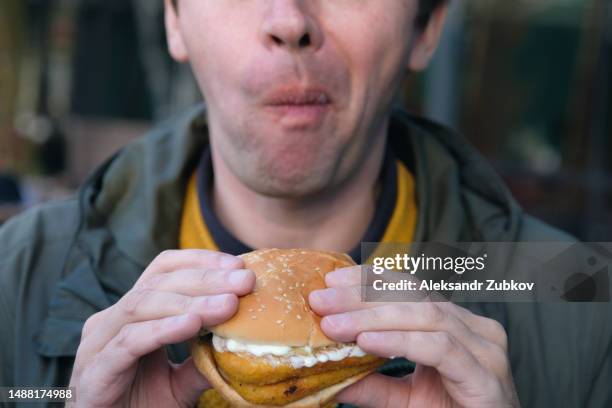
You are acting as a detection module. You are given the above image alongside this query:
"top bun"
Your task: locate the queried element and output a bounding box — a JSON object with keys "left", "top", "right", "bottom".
{"left": 211, "top": 248, "right": 356, "bottom": 348}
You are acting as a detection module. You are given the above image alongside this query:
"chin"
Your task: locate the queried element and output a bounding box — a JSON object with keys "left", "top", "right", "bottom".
{"left": 245, "top": 167, "right": 330, "bottom": 199}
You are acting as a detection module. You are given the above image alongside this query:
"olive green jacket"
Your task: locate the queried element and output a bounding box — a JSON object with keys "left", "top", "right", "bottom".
{"left": 0, "top": 105, "right": 610, "bottom": 407}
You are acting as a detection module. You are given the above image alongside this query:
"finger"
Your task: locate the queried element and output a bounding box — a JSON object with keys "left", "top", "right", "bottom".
{"left": 319, "top": 303, "right": 477, "bottom": 345}
{"left": 82, "top": 292, "right": 238, "bottom": 356}
{"left": 80, "top": 267, "right": 251, "bottom": 343}
{"left": 112, "top": 290, "right": 239, "bottom": 328}
{"left": 319, "top": 303, "right": 503, "bottom": 370}
{"left": 309, "top": 286, "right": 367, "bottom": 315}
{"left": 170, "top": 357, "right": 211, "bottom": 407}
{"left": 141, "top": 249, "right": 244, "bottom": 279}
{"left": 320, "top": 303, "right": 509, "bottom": 379}
{"left": 83, "top": 313, "right": 202, "bottom": 387}
{"left": 311, "top": 278, "right": 433, "bottom": 316}
{"left": 137, "top": 268, "right": 255, "bottom": 297}
{"left": 324, "top": 266, "right": 362, "bottom": 287}
{"left": 311, "top": 285, "right": 437, "bottom": 315}
{"left": 334, "top": 372, "right": 410, "bottom": 408}
{"left": 356, "top": 331, "right": 488, "bottom": 385}
{"left": 311, "top": 287, "right": 508, "bottom": 351}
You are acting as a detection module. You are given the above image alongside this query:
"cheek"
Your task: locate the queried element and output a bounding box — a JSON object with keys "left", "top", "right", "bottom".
{"left": 178, "top": 4, "right": 253, "bottom": 103}
{"left": 323, "top": 4, "right": 417, "bottom": 103}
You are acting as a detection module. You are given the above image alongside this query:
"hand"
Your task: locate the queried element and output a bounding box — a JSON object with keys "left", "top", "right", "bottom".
{"left": 309, "top": 266, "right": 521, "bottom": 408}
{"left": 68, "top": 249, "right": 256, "bottom": 407}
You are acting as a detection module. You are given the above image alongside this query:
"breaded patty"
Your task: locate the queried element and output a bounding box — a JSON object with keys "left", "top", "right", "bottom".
{"left": 213, "top": 348, "right": 383, "bottom": 385}
{"left": 220, "top": 360, "right": 384, "bottom": 405}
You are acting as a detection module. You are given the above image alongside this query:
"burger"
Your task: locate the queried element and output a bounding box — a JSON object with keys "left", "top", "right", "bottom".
{"left": 191, "top": 248, "right": 387, "bottom": 407}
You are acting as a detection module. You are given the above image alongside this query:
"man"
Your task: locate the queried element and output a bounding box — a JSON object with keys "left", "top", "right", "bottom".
{"left": 0, "top": 0, "right": 610, "bottom": 407}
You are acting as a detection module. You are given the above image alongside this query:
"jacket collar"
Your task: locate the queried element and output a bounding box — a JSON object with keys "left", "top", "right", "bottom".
{"left": 390, "top": 111, "right": 521, "bottom": 242}
{"left": 36, "top": 104, "right": 209, "bottom": 357}
{"left": 97, "top": 104, "right": 210, "bottom": 269}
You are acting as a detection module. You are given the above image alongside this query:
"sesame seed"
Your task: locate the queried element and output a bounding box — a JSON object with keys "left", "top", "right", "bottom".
{"left": 297, "top": 315, "right": 302, "bottom": 320}
{"left": 251, "top": 316, "right": 257, "bottom": 319}
{"left": 276, "top": 320, "right": 283, "bottom": 324}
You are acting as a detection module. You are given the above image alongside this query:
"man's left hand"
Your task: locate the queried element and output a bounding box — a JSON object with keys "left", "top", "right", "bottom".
{"left": 309, "top": 266, "right": 521, "bottom": 408}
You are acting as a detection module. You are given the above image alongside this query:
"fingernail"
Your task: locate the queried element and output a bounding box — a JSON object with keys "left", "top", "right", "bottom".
{"left": 325, "top": 267, "right": 354, "bottom": 285}
{"left": 229, "top": 269, "right": 251, "bottom": 286}
{"left": 220, "top": 256, "right": 242, "bottom": 269}
{"left": 323, "top": 313, "right": 349, "bottom": 329}
{"left": 310, "top": 288, "right": 336, "bottom": 305}
{"left": 207, "top": 294, "right": 231, "bottom": 308}
{"left": 360, "top": 332, "right": 383, "bottom": 343}
{"left": 326, "top": 268, "right": 346, "bottom": 279}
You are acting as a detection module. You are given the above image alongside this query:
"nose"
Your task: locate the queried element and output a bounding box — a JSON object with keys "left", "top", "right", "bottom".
{"left": 261, "top": 0, "right": 322, "bottom": 51}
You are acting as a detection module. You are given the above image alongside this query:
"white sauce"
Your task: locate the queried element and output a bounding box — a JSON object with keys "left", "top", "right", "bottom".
{"left": 212, "top": 335, "right": 292, "bottom": 356}
{"left": 212, "top": 334, "right": 367, "bottom": 368}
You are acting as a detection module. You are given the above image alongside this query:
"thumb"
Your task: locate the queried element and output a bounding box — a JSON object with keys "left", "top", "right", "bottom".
{"left": 170, "top": 357, "right": 211, "bottom": 407}
{"left": 335, "top": 373, "right": 411, "bottom": 408}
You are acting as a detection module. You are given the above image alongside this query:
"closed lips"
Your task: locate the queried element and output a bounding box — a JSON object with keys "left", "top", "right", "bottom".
{"left": 264, "top": 89, "right": 331, "bottom": 106}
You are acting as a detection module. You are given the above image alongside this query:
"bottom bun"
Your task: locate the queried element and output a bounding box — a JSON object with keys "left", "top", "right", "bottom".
{"left": 191, "top": 338, "right": 377, "bottom": 408}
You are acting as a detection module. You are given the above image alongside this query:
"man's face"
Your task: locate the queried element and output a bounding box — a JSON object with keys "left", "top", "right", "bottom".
{"left": 167, "top": 1, "right": 427, "bottom": 197}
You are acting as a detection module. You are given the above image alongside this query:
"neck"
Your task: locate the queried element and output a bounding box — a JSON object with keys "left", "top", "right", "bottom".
{"left": 209, "top": 127, "right": 389, "bottom": 253}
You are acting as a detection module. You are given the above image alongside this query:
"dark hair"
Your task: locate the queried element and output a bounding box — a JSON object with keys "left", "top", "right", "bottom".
{"left": 170, "top": 0, "right": 445, "bottom": 29}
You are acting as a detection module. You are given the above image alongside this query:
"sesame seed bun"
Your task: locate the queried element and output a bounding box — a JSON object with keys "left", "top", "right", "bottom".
{"left": 213, "top": 248, "right": 356, "bottom": 348}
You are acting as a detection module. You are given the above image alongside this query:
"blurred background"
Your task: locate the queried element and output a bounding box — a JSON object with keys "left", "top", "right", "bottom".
{"left": 0, "top": 0, "right": 611, "bottom": 240}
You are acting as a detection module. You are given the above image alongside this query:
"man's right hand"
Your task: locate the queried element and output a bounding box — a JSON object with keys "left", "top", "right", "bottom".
{"left": 68, "top": 249, "right": 255, "bottom": 407}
